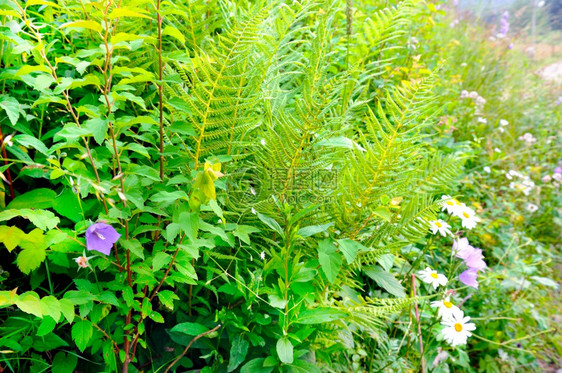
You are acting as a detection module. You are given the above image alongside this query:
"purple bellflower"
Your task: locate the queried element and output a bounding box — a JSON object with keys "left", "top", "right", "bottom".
{"left": 86, "top": 222, "right": 120, "bottom": 255}
{"left": 459, "top": 268, "right": 479, "bottom": 288}
{"left": 498, "top": 11, "right": 509, "bottom": 38}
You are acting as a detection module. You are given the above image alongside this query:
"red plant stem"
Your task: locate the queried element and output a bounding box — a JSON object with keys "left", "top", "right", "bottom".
{"left": 0, "top": 127, "right": 15, "bottom": 200}
{"left": 411, "top": 274, "right": 426, "bottom": 372}
{"left": 164, "top": 324, "right": 222, "bottom": 373}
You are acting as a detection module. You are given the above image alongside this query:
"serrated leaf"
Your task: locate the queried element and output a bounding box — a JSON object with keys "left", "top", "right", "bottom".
{"left": 36, "top": 316, "right": 57, "bottom": 337}
{"left": 152, "top": 251, "right": 171, "bottom": 272}
{"left": 40, "top": 296, "right": 61, "bottom": 321}
{"left": 0, "top": 226, "right": 25, "bottom": 251}
{"left": 0, "top": 208, "right": 59, "bottom": 230}
{"left": 15, "top": 291, "right": 42, "bottom": 317}
{"left": 108, "top": 8, "right": 150, "bottom": 19}
{"left": 71, "top": 319, "right": 93, "bottom": 352}
{"left": 157, "top": 290, "right": 179, "bottom": 310}
{"left": 59, "top": 299, "right": 75, "bottom": 324}
{"left": 17, "top": 244, "right": 47, "bottom": 274}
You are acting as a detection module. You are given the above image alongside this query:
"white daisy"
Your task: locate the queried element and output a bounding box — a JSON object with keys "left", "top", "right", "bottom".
{"left": 441, "top": 309, "right": 476, "bottom": 346}
{"left": 429, "top": 220, "right": 452, "bottom": 237}
{"left": 457, "top": 206, "right": 480, "bottom": 230}
{"left": 441, "top": 195, "right": 465, "bottom": 215}
{"left": 431, "top": 297, "right": 461, "bottom": 320}
{"left": 260, "top": 251, "right": 266, "bottom": 260}
{"left": 418, "top": 267, "right": 448, "bottom": 289}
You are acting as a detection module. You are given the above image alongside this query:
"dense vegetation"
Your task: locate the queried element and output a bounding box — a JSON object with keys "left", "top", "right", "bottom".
{"left": 0, "top": 0, "right": 560, "bottom": 372}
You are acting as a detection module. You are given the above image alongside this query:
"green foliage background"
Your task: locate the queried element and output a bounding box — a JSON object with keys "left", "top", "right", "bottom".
{"left": 0, "top": 0, "right": 560, "bottom": 372}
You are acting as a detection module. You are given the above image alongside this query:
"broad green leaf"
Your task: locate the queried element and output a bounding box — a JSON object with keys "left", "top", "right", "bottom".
{"left": 363, "top": 265, "right": 405, "bottom": 298}
{"left": 373, "top": 206, "right": 392, "bottom": 222}
{"left": 152, "top": 251, "right": 171, "bottom": 272}
{"left": 61, "top": 20, "right": 102, "bottom": 33}
{"left": 228, "top": 334, "right": 249, "bottom": 372}
{"left": 177, "top": 211, "right": 199, "bottom": 242}
{"left": 108, "top": 8, "right": 150, "bottom": 19}
{"left": 71, "top": 319, "right": 93, "bottom": 352}
{"left": 0, "top": 209, "right": 59, "bottom": 230}
{"left": 0, "top": 95, "right": 19, "bottom": 125}
{"left": 0, "top": 226, "right": 25, "bottom": 251}
{"left": 170, "top": 322, "right": 209, "bottom": 336}
{"left": 83, "top": 118, "right": 108, "bottom": 145}
{"left": 13, "top": 134, "right": 49, "bottom": 155}
{"left": 276, "top": 337, "right": 293, "bottom": 364}
{"left": 15, "top": 291, "right": 42, "bottom": 317}
{"left": 7, "top": 188, "right": 56, "bottom": 209}
{"left": 36, "top": 316, "right": 57, "bottom": 337}
{"left": 257, "top": 213, "right": 284, "bottom": 236}
{"left": 297, "top": 222, "right": 333, "bottom": 238}
{"left": 150, "top": 190, "right": 189, "bottom": 207}
{"left": 295, "top": 308, "right": 348, "bottom": 324}
{"left": 157, "top": 290, "right": 179, "bottom": 310}
{"left": 59, "top": 299, "right": 75, "bottom": 324}
{"left": 162, "top": 26, "right": 185, "bottom": 44}
{"left": 336, "top": 239, "right": 363, "bottom": 264}
{"left": 40, "top": 295, "right": 61, "bottom": 321}
{"left": 241, "top": 359, "right": 274, "bottom": 373}
{"left": 53, "top": 188, "right": 83, "bottom": 223}
{"left": 17, "top": 245, "right": 47, "bottom": 274}
{"left": 52, "top": 351, "right": 78, "bottom": 373}
{"left": 317, "top": 239, "right": 342, "bottom": 283}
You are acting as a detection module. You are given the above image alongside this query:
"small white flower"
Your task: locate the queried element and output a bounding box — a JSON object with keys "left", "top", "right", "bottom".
{"left": 457, "top": 206, "right": 480, "bottom": 229}
{"left": 3, "top": 134, "right": 13, "bottom": 147}
{"left": 429, "top": 219, "right": 452, "bottom": 237}
{"left": 498, "top": 349, "right": 509, "bottom": 361}
{"left": 494, "top": 148, "right": 501, "bottom": 153}
{"left": 477, "top": 117, "right": 487, "bottom": 124}
{"left": 250, "top": 187, "right": 256, "bottom": 196}
{"left": 469, "top": 91, "right": 478, "bottom": 99}
{"left": 74, "top": 251, "right": 95, "bottom": 270}
{"left": 525, "top": 203, "right": 538, "bottom": 213}
{"left": 483, "top": 166, "right": 491, "bottom": 173}
{"left": 260, "top": 138, "right": 266, "bottom": 146}
{"left": 553, "top": 173, "right": 562, "bottom": 182}
{"left": 431, "top": 297, "right": 461, "bottom": 320}
{"left": 441, "top": 309, "right": 476, "bottom": 346}
{"left": 460, "top": 90, "right": 469, "bottom": 98}
{"left": 418, "top": 267, "right": 448, "bottom": 289}
{"left": 251, "top": 207, "right": 257, "bottom": 215}
{"left": 260, "top": 251, "right": 266, "bottom": 260}
{"left": 499, "top": 119, "right": 509, "bottom": 126}
{"left": 542, "top": 175, "right": 552, "bottom": 183}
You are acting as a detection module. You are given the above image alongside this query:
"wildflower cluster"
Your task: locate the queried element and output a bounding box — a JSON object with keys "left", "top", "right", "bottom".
{"left": 518, "top": 132, "right": 537, "bottom": 146}
{"left": 417, "top": 195, "right": 486, "bottom": 347}
{"left": 460, "top": 90, "right": 486, "bottom": 113}
{"left": 542, "top": 166, "right": 562, "bottom": 188}
{"left": 506, "top": 170, "right": 535, "bottom": 195}
{"left": 497, "top": 11, "right": 509, "bottom": 38}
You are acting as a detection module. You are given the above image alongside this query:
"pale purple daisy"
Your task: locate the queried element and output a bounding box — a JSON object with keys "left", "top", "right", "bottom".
{"left": 86, "top": 223, "right": 120, "bottom": 255}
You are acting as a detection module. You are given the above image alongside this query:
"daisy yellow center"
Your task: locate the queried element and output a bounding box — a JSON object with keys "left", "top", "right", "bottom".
{"left": 430, "top": 273, "right": 438, "bottom": 279}
{"left": 443, "top": 301, "right": 453, "bottom": 308}
{"left": 462, "top": 212, "right": 470, "bottom": 218}
{"left": 446, "top": 201, "right": 454, "bottom": 206}
{"left": 435, "top": 221, "right": 442, "bottom": 227}
{"left": 454, "top": 323, "right": 463, "bottom": 332}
